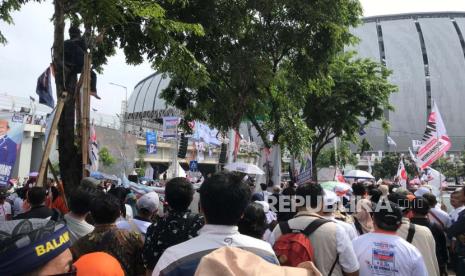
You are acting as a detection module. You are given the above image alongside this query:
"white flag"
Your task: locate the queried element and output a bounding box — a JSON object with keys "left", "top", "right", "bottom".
{"left": 387, "top": 136, "right": 397, "bottom": 147}
{"left": 396, "top": 159, "right": 407, "bottom": 189}
{"left": 89, "top": 123, "right": 99, "bottom": 172}
{"left": 416, "top": 102, "right": 451, "bottom": 169}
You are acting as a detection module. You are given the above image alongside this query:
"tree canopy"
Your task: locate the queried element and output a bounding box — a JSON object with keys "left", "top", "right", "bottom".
{"left": 160, "top": 0, "right": 362, "bottom": 155}
{"left": 303, "top": 51, "right": 397, "bottom": 179}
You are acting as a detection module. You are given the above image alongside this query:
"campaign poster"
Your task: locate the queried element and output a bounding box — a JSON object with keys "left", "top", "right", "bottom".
{"left": 0, "top": 112, "right": 25, "bottom": 187}
{"left": 293, "top": 152, "right": 313, "bottom": 185}
{"left": 162, "top": 117, "right": 179, "bottom": 139}
{"left": 146, "top": 131, "right": 157, "bottom": 154}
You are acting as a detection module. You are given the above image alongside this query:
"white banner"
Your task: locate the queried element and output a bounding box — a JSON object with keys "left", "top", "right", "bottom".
{"left": 162, "top": 117, "right": 179, "bottom": 139}
{"left": 416, "top": 103, "right": 451, "bottom": 169}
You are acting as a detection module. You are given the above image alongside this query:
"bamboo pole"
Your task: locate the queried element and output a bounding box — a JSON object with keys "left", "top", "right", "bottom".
{"left": 81, "top": 53, "right": 91, "bottom": 178}
{"left": 36, "top": 92, "right": 67, "bottom": 186}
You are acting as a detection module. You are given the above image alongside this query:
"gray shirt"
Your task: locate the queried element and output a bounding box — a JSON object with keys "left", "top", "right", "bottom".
{"left": 64, "top": 213, "right": 94, "bottom": 244}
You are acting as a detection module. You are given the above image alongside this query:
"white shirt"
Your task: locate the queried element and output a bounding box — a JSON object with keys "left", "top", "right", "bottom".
{"left": 13, "top": 197, "right": 24, "bottom": 216}
{"left": 323, "top": 214, "right": 359, "bottom": 240}
{"left": 449, "top": 205, "right": 465, "bottom": 223}
{"left": 352, "top": 232, "right": 428, "bottom": 276}
{"left": 0, "top": 201, "right": 12, "bottom": 221}
{"left": 153, "top": 225, "right": 278, "bottom": 276}
{"left": 429, "top": 207, "right": 451, "bottom": 228}
{"left": 116, "top": 218, "right": 151, "bottom": 235}
{"left": 64, "top": 213, "right": 95, "bottom": 244}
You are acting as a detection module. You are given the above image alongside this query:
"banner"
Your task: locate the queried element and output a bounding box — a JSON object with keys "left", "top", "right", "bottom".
{"left": 88, "top": 123, "right": 99, "bottom": 172}
{"left": 146, "top": 131, "right": 157, "bottom": 154}
{"left": 193, "top": 122, "right": 220, "bottom": 146}
{"left": 416, "top": 103, "right": 451, "bottom": 169}
{"left": 294, "top": 152, "right": 312, "bottom": 185}
{"left": 162, "top": 117, "right": 179, "bottom": 139}
{"left": 412, "top": 140, "right": 422, "bottom": 151}
{"left": 0, "top": 112, "right": 25, "bottom": 187}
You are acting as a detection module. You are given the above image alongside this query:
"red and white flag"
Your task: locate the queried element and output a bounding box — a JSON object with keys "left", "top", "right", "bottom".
{"left": 416, "top": 102, "right": 451, "bottom": 169}
{"left": 334, "top": 167, "right": 346, "bottom": 183}
{"left": 396, "top": 159, "right": 408, "bottom": 189}
{"left": 233, "top": 130, "right": 241, "bottom": 161}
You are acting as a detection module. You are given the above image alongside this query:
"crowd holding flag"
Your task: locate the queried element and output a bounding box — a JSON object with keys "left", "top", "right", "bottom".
{"left": 416, "top": 102, "right": 451, "bottom": 169}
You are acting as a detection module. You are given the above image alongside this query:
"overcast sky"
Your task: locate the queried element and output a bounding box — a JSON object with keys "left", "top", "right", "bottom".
{"left": 1, "top": 0, "right": 465, "bottom": 115}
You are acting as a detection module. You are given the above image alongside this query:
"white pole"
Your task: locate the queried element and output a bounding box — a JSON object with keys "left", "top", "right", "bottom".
{"left": 227, "top": 129, "right": 234, "bottom": 164}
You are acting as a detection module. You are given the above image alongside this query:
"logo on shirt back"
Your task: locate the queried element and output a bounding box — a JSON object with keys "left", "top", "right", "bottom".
{"left": 370, "top": 242, "right": 398, "bottom": 275}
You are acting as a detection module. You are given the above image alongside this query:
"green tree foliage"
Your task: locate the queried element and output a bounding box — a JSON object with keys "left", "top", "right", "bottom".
{"left": 98, "top": 147, "right": 116, "bottom": 167}
{"left": 0, "top": 0, "right": 205, "bottom": 194}
{"left": 372, "top": 153, "right": 417, "bottom": 180}
{"left": 358, "top": 138, "right": 372, "bottom": 154}
{"left": 317, "top": 140, "right": 358, "bottom": 168}
{"left": 160, "top": 0, "right": 362, "bottom": 155}
{"left": 303, "top": 52, "right": 397, "bottom": 179}
{"left": 431, "top": 156, "right": 465, "bottom": 181}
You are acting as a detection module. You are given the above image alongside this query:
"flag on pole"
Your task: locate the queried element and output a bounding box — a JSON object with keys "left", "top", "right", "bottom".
{"left": 334, "top": 167, "right": 346, "bottom": 183}
{"left": 396, "top": 159, "right": 407, "bottom": 189}
{"left": 416, "top": 102, "right": 452, "bottom": 169}
{"left": 88, "top": 122, "right": 99, "bottom": 172}
{"left": 387, "top": 136, "right": 397, "bottom": 147}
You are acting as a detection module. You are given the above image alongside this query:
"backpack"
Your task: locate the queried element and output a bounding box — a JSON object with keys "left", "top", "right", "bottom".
{"left": 273, "top": 218, "right": 331, "bottom": 267}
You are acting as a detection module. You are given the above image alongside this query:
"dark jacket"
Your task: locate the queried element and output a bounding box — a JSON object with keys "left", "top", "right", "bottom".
{"left": 14, "top": 205, "right": 58, "bottom": 220}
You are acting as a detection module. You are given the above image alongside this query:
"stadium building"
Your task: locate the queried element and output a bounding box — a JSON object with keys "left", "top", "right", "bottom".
{"left": 351, "top": 12, "right": 465, "bottom": 153}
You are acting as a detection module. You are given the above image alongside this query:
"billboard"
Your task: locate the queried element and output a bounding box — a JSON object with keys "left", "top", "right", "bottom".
{"left": 0, "top": 112, "right": 25, "bottom": 187}
{"left": 146, "top": 131, "right": 157, "bottom": 154}
{"left": 162, "top": 117, "right": 179, "bottom": 139}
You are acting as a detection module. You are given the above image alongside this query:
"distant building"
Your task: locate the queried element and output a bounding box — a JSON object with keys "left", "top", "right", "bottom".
{"left": 351, "top": 12, "right": 465, "bottom": 153}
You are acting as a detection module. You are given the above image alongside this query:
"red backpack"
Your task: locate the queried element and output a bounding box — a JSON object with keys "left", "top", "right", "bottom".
{"left": 273, "top": 218, "right": 330, "bottom": 267}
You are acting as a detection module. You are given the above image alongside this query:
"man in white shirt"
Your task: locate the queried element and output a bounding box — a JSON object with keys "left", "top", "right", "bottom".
{"left": 423, "top": 193, "right": 451, "bottom": 229}
{"left": 268, "top": 183, "right": 359, "bottom": 276}
{"left": 153, "top": 172, "right": 277, "bottom": 276}
{"left": 64, "top": 187, "right": 95, "bottom": 244}
{"left": 352, "top": 200, "right": 428, "bottom": 276}
{"left": 117, "top": 192, "right": 159, "bottom": 235}
{"left": 450, "top": 189, "right": 465, "bottom": 223}
{"left": 321, "top": 190, "right": 358, "bottom": 240}
{"left": 0, "top": 189, "right": 12, "bottom": 221}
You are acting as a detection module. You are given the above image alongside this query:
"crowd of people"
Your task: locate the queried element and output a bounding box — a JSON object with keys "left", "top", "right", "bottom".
{"left": 1, "top": 172, "right": 465, "bottom": 275}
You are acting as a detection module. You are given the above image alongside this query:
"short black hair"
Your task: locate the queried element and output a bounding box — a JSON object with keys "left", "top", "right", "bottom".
{"left": 422, "top": 193, "right": 437, "bottom": 207}
{"left": 90, "top": 193, "right": 120, "bottom": 224}
{"left": 27, "top": 187, "right": 46, "bottom": 206}
{"left": 412, "top": 197, "right": 430, "bottom": 216}
{"left": 352, "top": 182, "right": 367, "bottom": 196}
{"left": 108, "top": 187, "right": 130, "bottom": 218}
{"left": 373, "top": 201, "right": 402, "bottom": 231}
{"left": 260, "top": 183, "right": 267, "bottom": 191}
{"left": 165, "top": 177, "right": 194, "bottom": 212}
{"left": 238, "top": 203, "right": 267, "bottom": 239}
{"left": 69, "top": 187, "right": 102, "bottom": 216}
{"left": 387, "top": 192, "right": 410, "bottom": 212}
{"left": 296, "top": 182, "right": 324, "bottom": 208}
{"left": 369, "top": 188, "right": 382, "bottom": 204}
{"left": 199, "top": 172, "right": 251, "bottom": 225}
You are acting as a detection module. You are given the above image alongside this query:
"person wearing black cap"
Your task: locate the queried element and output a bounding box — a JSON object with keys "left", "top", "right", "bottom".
{"left": 0, "top": 219, "right": 74, "bottom": 275}
{"left": 64, "top": 25, "right": 100, "bottom": 99}
{"left": 352, "top": 201, "right": 427, "bottom": 275}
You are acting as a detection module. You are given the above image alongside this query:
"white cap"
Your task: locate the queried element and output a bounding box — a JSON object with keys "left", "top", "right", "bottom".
{"left": 136, "top": 192, "right": 160, "bottom": 213}
{"left": 324, "top": 190, "right": 340, "bottom": 207}
{"left": 254, "top": 201, "right": 270, "bottom": 213}
{"left": 414, "top": 186, "right": 431, "bottom": 197}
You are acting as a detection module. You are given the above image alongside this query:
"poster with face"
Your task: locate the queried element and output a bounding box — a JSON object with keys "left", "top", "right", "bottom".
{"left": 0, "top": 112, "right": 25, "bottom": 187}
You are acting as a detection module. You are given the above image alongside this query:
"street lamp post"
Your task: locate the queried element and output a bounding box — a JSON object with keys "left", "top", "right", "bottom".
{"left": 109, "top": 82, "right": 128, "bottom": 177}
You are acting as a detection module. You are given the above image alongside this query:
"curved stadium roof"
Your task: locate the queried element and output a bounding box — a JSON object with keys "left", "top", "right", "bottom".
{"left": 127, "top": 12, "right": 465, "bottom": 152}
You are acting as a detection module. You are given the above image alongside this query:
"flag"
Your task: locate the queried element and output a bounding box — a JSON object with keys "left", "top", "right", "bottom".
{"left": 334, "top": 166, "right": 346, "bottom": 183}
{"left": 416, "top": 102, "right": 452, "bottom": 169}
{"left": 358, "top": 120, "right": 367, "bottom": 136}
{"left": 35, "top": 66, "right": 55, "bottom": 108}
{"left": 88, "top": 122, "right": 99, "bottom": 172}
{"left": 396, "top": 159, "right": 407, "bottom": 189}
{"left": 387, "top": 136, "right": 397, "bottom": 147}
{"left": 408, "top": 147, "right": 417, "bottom": 162}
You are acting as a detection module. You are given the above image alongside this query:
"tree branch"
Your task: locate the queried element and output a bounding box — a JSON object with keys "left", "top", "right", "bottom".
{"left": 248, "top": 115, "right": 271, "bottom": 148}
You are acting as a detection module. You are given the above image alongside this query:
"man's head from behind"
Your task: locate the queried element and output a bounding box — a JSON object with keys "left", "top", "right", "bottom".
{"left": 90, "top": 193, "right": 120, "bottom": 224}
{"left": 296, "top": 182, "right": 324, "bottom": 211}
{"left": 27, "top": 186, "right": 47, "bottom": 207}
{"left": 199, "top": 172, "right": 250, "bottom": 225}
{"left": 136, "top": 192, "right": 159, "bottom": 219}
{"left": 373, "top": 201, "right": 403, "bottom": 232}
{"left": 69, "top": 25, "right": 81, "bottom": 39}
{"left": 165, "top": 177, "right": 194, "bottom": 212}
{"left": 69, "top": 187, "right": 102, "bottom": 216}
{"left": 422, "top": 193, "right": 437, "bottom": 208}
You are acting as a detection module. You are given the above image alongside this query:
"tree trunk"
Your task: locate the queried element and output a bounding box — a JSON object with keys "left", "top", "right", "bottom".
{"left": 311, "top": 147, "right": 319, "bottom": 182}
{"left": 52, "top": 0, "right": 82, "bottom": 197}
